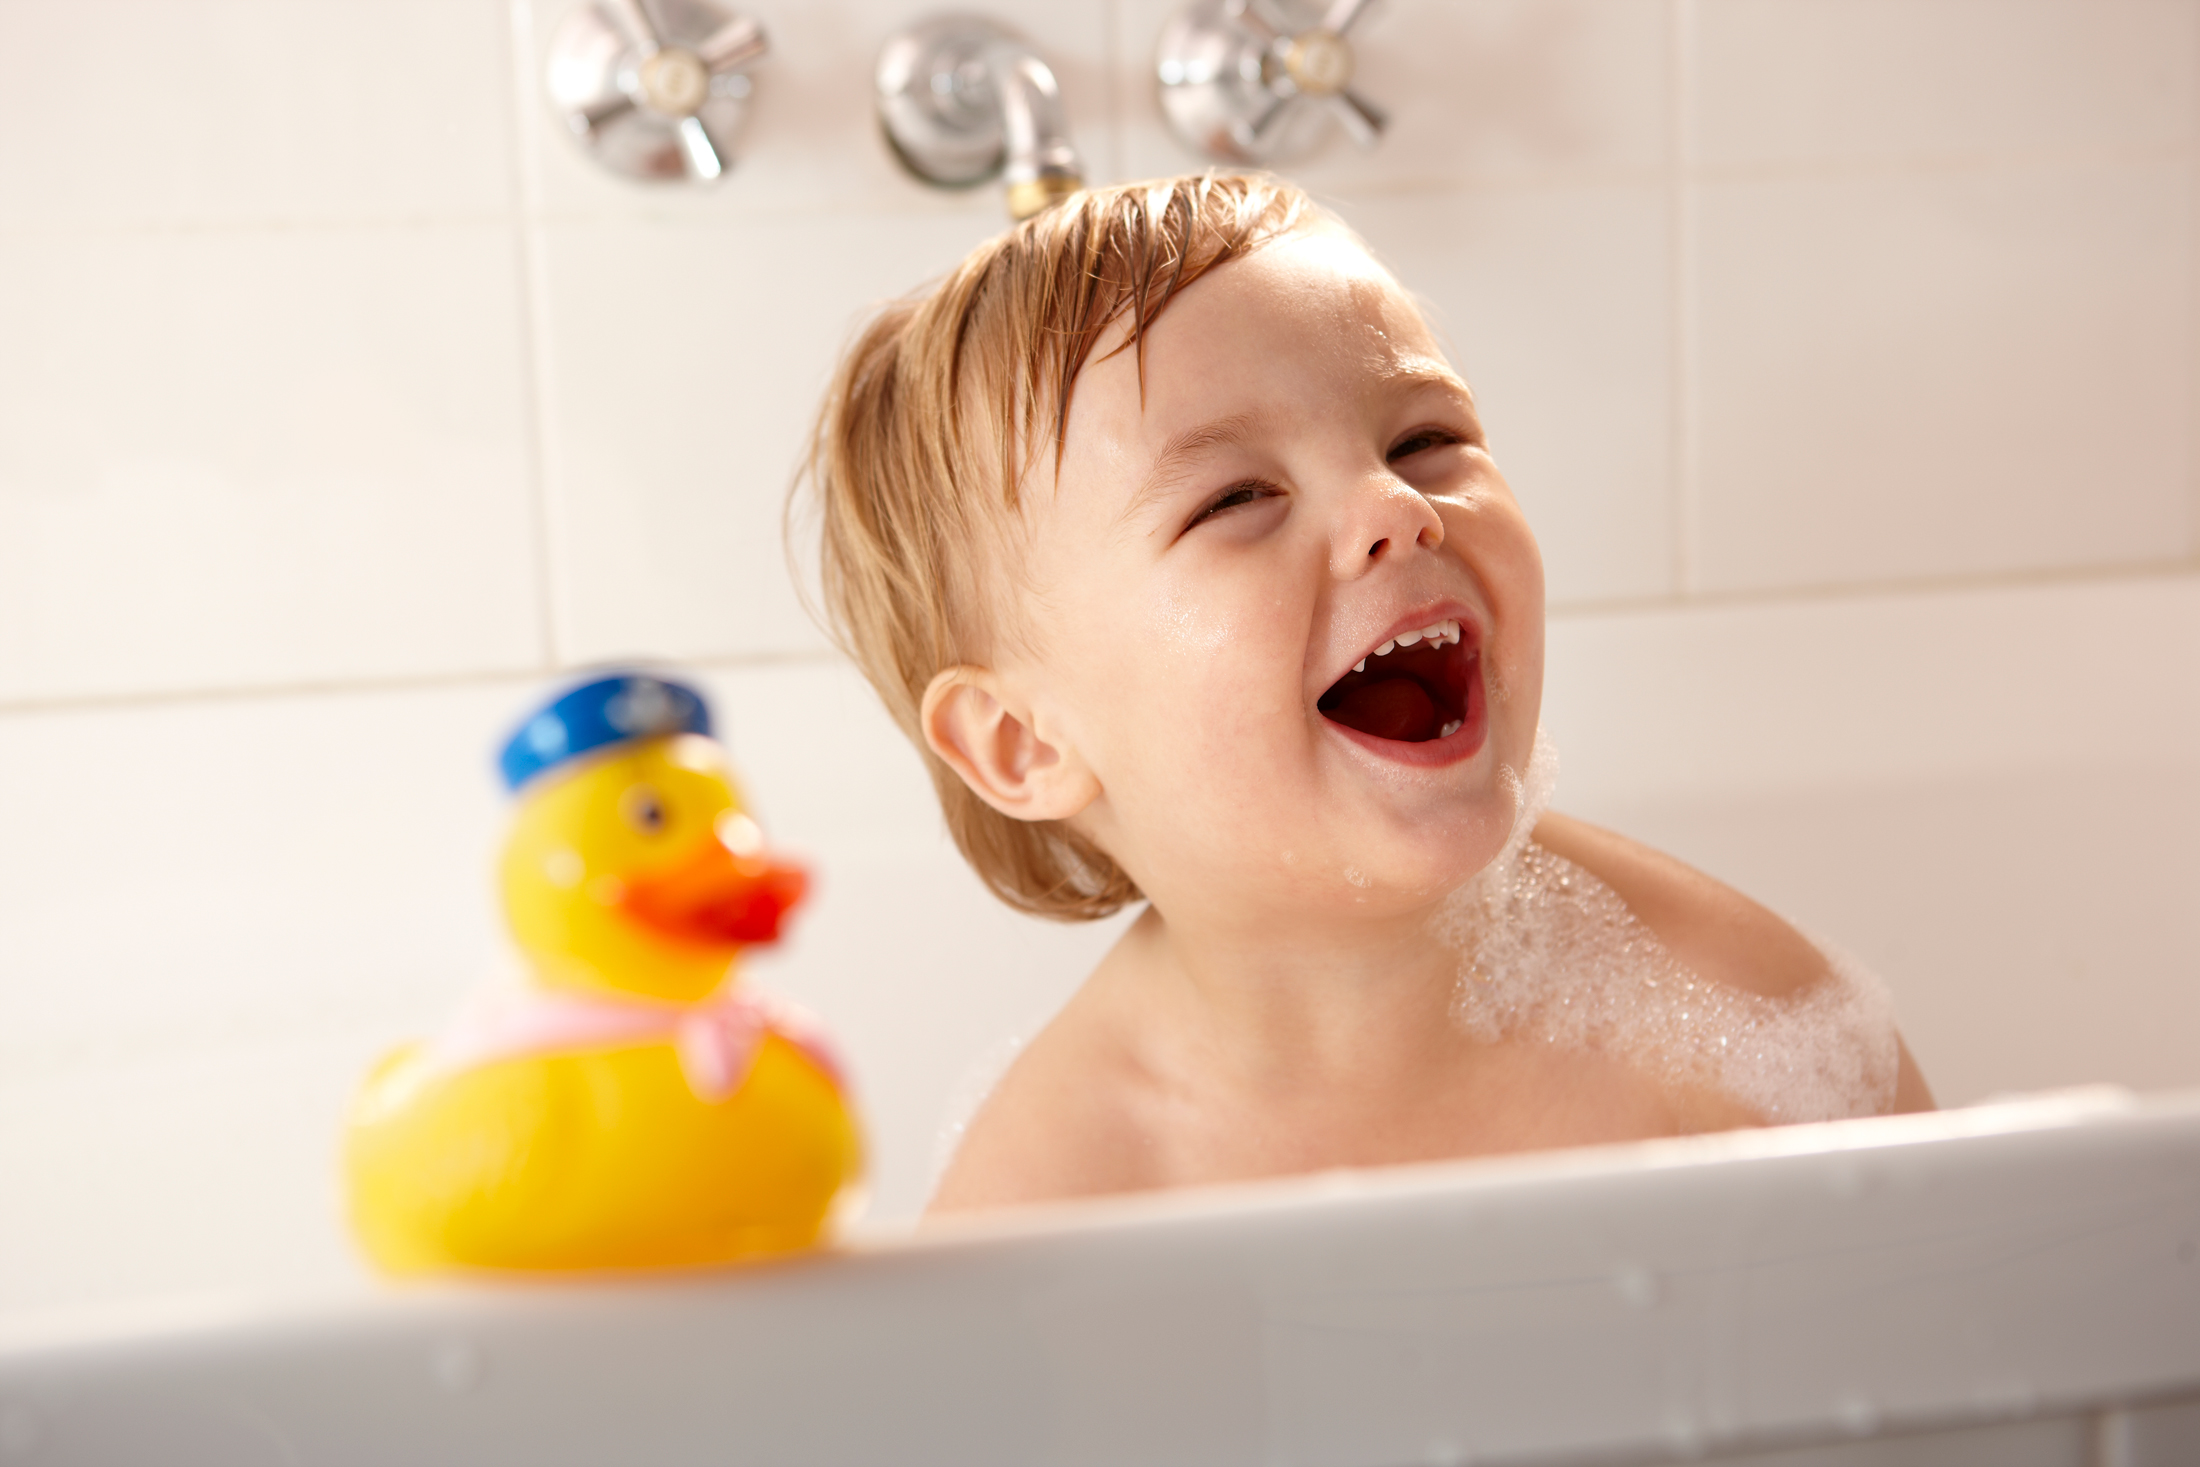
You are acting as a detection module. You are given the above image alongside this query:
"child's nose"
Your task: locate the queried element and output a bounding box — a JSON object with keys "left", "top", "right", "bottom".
{"left": 1331, "top": 474, "right": 1445, "bottom": 579}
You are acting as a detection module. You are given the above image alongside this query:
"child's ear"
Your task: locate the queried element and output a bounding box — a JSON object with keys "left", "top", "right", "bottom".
{"left": 920, "top": 666, "right": 1100, "bottom": 823}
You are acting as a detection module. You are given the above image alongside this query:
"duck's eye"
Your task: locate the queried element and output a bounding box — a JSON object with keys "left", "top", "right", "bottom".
{"left": 620, "top": 785, "right": 669, "bottom": 836}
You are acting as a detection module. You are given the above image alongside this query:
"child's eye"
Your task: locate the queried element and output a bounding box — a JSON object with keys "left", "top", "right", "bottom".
{"left": 1186, "top": 482, "right": 1276, "bottom": 529}
{"left": 1387, "top": 428, "right": 1463, "bottom": 461}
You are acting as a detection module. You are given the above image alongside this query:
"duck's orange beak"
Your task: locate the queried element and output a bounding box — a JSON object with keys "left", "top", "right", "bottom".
{"left": 619, "top": 840, "right": 809, "bottom": 948}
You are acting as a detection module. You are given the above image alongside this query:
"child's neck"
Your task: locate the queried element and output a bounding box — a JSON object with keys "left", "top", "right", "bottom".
{"left": 1106, "top": 899, "right": 1471, "bottom": 1093}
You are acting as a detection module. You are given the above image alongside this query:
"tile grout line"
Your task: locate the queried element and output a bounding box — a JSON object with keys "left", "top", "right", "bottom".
{"left": 1545, "top": 555, "right": 2200, "bottom": 621}
{"left": 1101, "top": 0, "right": 1124, "bottom": 186}
{"left": 2192, "top": 4, "right": 2200, "bottom": 568}
{"left": 503, "top": 0, "right": 569, "bottom": 675}
{"left": 1668, "top": 0, "right": 1699, "bottom": 598}
{"left": 8, "top": 561, "right": 2195, "bottom": 720}
{"left": 0, "top": 141, "right": 2187, "bottom": 242}
{"left": 0, "top": 648, "right": 850, "bottom": 721}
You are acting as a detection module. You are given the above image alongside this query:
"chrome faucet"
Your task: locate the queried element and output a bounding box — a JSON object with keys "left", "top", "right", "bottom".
{"left": 1156, "top": 0, "right": 1388, "bottom": 165}
{"left": 876, "top": 16, "right": 1085, "bottom": 220}
{"left": 545, "top": 0, "right": 769, "bottom": 183}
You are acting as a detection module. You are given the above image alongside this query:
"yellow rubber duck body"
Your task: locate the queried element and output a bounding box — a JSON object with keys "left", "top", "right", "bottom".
{"left": 344, "top": 674, "right": 861, "bottom": 1274}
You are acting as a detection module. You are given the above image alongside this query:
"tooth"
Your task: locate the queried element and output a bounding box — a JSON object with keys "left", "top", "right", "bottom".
{"left": 1440, "top": 719, "right": 1462, "bottom": 738}
{"left": 1444, "top": 619, "right": 1460, "bottom": 642}
{"left": 1375, "top": 640, "right": 1396, "bottom": 657}
{"left": 1396, "top": 630, "right": 1422, "bottom": 647}
{"left": 1353, "top": 658, "right": 1366, "bottom": 673}
{"left": 1423, "top": 623, "right": 1445, "bottom": 642}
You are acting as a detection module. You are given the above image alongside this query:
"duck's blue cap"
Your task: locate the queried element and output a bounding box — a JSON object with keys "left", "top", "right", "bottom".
{"left": 498, "top": 672, "right": 713, "bottom": 792}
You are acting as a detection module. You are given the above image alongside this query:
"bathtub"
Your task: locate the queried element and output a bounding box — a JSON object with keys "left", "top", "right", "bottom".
{"left": 2, "top": 1087, "right": 2195, "bottom": 1467}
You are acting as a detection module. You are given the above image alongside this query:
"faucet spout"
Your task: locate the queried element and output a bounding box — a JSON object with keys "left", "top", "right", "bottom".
{"left": 993, "top": 49, "right": 1083, "bottom": 220}
{"left": 877, "top": 16, "right": 1086, "bottom": 220}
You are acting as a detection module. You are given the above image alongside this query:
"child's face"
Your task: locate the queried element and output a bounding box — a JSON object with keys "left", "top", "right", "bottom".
{"left": 1014, "top": 228, "right": 1545, "bottom": 927}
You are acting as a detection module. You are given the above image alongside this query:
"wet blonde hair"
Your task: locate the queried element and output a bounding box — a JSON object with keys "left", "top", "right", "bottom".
{"left": 797, "top": 172, "right": 1313, "bottom": 920}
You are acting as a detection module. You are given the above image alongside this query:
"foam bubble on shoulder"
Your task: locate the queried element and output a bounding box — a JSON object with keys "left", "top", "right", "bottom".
{"left": 1436, "top": 730, "right": 1898, "bottom": 1123}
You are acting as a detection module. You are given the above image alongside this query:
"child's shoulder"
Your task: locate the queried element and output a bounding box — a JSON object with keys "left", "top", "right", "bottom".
{"left": 926, "top": 980, "right": 1161, "bottom": 1215}
{"left": 1531, "top": 811, "right": 1933, "bottom": 1115}
{"left": 1527, "top": 810, "right": 1830, "bottom": 1004}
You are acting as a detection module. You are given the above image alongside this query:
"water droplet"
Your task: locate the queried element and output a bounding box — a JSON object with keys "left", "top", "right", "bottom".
{"left": 1837, "top": 1393, "right": 1881, "bottom": 1435}
{"left": 432, "top": 1339, "right": 483, "bottom": 1393}
{"left": 1612, "top": 1263, "right": 1661, "bottom": 1308}
{"left": 1972, "top": 1378, "right": 2037, "bottom": 1418}
{"left": 1661, "top": 1405, "right": 1704, "bottom": 1457}
{"left": 543, "top": 846, "right": 584, "bottom": 888}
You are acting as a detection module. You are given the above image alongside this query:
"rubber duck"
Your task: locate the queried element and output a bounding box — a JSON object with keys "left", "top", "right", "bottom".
{"left": 343, "top": 672, "right": 862, "bottom": 1274}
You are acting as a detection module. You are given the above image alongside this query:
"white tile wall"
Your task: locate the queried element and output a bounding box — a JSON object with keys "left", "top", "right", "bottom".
{"left": 534, "top": 210, "right": 1002, "bottom": 663}
{"left": 1692, "top": 157, "right": 2192, "bottom": 593}
{"left": 0, "top": 0, "right": 517, "bottom": 228}
{"left": 3, "top": 0, "right": 2198, "bottom": 1314}
{"left": 1694, "top": 0, "right": 2196, "bottom": 167}
{"left": 0, "top": 225, "right": 545, "bottom": 701}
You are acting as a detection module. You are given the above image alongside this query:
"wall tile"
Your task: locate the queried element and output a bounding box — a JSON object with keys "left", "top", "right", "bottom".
{"left": 0, "top": 0, "right": 515, "bottom": 227}
{"left": 534, "top": 209, "right": 1003, "bottom": 664}
{"left": 0, "top": 226, "right": 546, "bottom": 702}
{"left": 1696, "top": 0, "right": 2197, "bottom": 169}
{"left": 0, "top": 683, "right": 524, "bottom": 1067}
{"left": 0, "top": 1035, "right": 383, "bottom": 1315}
{"left": 1543, "top": 572, "right": 2200, "bottom": 807}
{"left": 1692, "top": 157, "right": 2191, "bottom": 594}
{"left": 513, "top": 0, "right": 1114, "bottom": 220}
{"left": 1115, "top": 0, "right": 1670, "bottom": 190}
{"left": 1344, "top": 183, "right": 1674, "bottom": 605}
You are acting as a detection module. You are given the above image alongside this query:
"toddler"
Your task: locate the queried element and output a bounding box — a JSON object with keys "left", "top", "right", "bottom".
{"left": 799, "top": 173, "right": 1932, "bottom": 1213}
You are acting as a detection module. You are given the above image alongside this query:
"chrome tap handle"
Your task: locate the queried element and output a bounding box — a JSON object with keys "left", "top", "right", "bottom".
{"left": 1319, "top": 0, "right": 1377, "bottom": 36}
{"left": 696, "top": 15, "right": 766, "bottom": 72}
{"left": 1156, "top": 0, "right": 1389, "bottom": 166}
{"left": 545, "top": 0, "right": 768, "bottom": 184}
{"left": 605, "top": 0, "right": 660, "bottom": 57}
{"left": 876, "top": 16, "right": 1086, "bottom": 220}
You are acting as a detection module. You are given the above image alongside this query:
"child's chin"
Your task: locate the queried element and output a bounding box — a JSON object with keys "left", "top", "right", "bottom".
{"left": 1317, "top": 822, "right": 1522, "bottom": 907}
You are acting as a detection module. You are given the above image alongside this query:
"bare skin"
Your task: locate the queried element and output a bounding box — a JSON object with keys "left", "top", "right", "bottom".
{"left": 933, "top": 816, "right": 1933, "bottom": 1211}
{"left": 920, "top": 227, "right": 1932, "bottom": 1216}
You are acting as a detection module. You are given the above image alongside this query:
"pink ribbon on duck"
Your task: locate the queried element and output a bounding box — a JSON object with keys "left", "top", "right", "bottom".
{"left": 425, "top": 985, "right": 846, "bottom": 1103}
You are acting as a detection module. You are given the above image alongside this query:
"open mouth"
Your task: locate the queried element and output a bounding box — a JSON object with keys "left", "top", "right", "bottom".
{"left": 1318, "top": 617, "right": 1477, "bottom": 744}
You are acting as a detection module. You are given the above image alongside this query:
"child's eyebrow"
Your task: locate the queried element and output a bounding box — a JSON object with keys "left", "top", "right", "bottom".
{"left": 1382, "top": 358, "right": 1474, "bottom": 398}
{"left": 1118, "top": 411, "right": 1261, "bottom": 527}
{"left": 1383, "top": 360, "right": 1485, "bottom": 437}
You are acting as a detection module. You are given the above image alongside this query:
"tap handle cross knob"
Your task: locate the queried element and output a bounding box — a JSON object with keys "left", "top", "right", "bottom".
{"left": 1157, "top": 0, "right": 1389, "bottom": 165}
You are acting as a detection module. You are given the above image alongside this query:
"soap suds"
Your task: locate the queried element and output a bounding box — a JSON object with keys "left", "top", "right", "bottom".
{"left": 1437, "top": 730, "right": 1898, "bottom": 1123}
